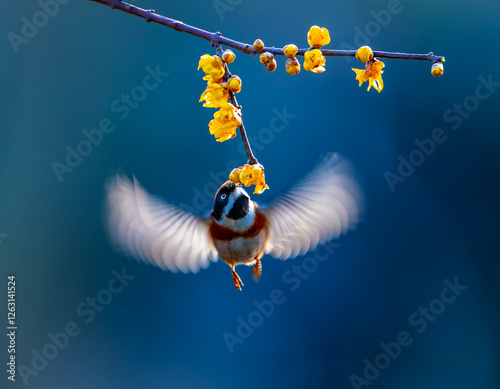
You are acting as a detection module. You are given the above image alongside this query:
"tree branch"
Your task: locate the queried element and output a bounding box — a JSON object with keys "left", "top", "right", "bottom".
{"left": 212, "top": 43, "right": 258, "bottom": 165}
{"left": 230, "top": 93, "right": 258, "bottom": 165}
{"left": 89, "top": 0, "right": 445, "bottom": 63}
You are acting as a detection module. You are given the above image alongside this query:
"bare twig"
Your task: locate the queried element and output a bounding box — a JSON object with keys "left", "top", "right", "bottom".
{"left": 89, "top": 0, "right": 445, "bottom": 63}
{"left": 90, "top": 0, "right": 445, "bottom": 166}
{"left": 212, "top": 42, "right": 258, "bottom": 165}
{"left": 229, "top": 92, "right": 257, "bottom": 165}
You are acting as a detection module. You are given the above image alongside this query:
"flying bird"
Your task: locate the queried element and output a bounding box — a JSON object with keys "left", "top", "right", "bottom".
{"left": 105, "top": 153, "right": 363, "bottom": 290}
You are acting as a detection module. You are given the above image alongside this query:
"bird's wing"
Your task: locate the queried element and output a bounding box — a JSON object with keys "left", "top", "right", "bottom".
{"left": 263, "top": 153, "right": 364, "bottom": 260}
{"left": 105, "top": 175, "right": 219, "bottom": 273}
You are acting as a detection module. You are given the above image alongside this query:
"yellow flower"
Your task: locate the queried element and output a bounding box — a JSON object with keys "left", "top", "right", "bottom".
{"left": 285, "top": 58, "right": 301, "bottom": 75}
{"left": 431, "top": 62, "right": 444, "bottom": 77}
{"left": 222, "top": 49, "right": 236, "bottom": 64}
{"left": 199, "top": 81, "right": 229, "bottom": 107}
{"left": 283, "top": 44, "right": 298, "bottom": 58}
{"left": 228, "top": 76, "right": 242, "bottom": 93}
{"left": 352, "top": 59, "right": 385, "bottom": 92}
{"left": 229, "top": 167, "right": 242, "bottom": 184}
{"left": 259, "top": 52, "right": 274, "bottom": 64}
{"left": 265, "top": 59, "right": 277, "bottom": 72}
{"left": 356, "top": 46, "right": 374, "bottom": 63}
{"left": 198, "top": 54, "right": 225, "bottom": 83}
{"left": 307, "top": 26, "right": 330, "bottom": 48}
{"left": 208, "top": 102, "right": 242, "bottom": 142}
{"left": 303, "top": 49, "right": 326, "bottom": 73}
{"left": 253, "top": 39, "right": 264, "bottom": 52}
{"left": 230, "top": 164, "right": 269, "bottom": 194}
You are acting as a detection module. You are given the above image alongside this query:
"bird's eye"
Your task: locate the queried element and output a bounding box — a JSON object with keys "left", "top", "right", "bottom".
{"left": 221, "top": 194, "right": 226, "bottom": 200}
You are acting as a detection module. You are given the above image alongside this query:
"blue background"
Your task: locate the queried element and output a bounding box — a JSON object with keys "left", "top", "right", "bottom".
{"left": 1, "top": 0, "right": 499, "bottom": 388}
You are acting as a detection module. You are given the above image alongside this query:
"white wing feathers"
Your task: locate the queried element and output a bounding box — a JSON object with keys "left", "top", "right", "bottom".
{"left": 264, "top": 153, "right": 364, "bottom": 260}
{"left": 106, "top": 175, "right": 218, "bottom": 273}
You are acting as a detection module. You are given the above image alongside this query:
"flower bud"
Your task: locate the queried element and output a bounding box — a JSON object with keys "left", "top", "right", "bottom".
{"left": 253, "top": 39, "right": 264, "bottom": 52}
{"left": 265, "top": 59, "right": 277, "bottom": 72}
{"left": 259, "top": 52, "right": 274, "bottom": 64}
{"left": 355, "top": 46, "right": 373, "bottom": 63}
{"left": 285, "top": 58, "right": 301, "bottom": 75}
{"left": 229, "top": 168, "right": 242, "bottom": 184}
{"left": 228, "top": 75, "right": 242, "bottom": 93}
{"left": 283, "top": 44, "right": 298, "bottom": 58}
{"left": 237, "top": 163, "right": 269, "bottom": 194}
{"left": 198, "top": 54, "right": 225, "bottom": 83}
{"left": 431, "top": 62, "right": 444, "bottom": 77}
{"left": 303, "top": 49, "right": 326, "bottom": 73}
{"left": 307, "top": 25, "right": 330, "bottom": 48}
{"left": 222, "top": 49, "right": 236, "bottom": 64}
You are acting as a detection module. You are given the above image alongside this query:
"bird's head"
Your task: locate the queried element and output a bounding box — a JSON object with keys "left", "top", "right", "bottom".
{"left": 211, "top": 181, "right": 253, "bottom": 226}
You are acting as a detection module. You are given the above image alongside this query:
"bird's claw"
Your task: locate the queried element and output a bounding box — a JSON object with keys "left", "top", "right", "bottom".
{"left": 232, "top": 267, "right": 244, "bottom": 291}
{"left": 253, "top": 258, "right": 262, "bottom": 283}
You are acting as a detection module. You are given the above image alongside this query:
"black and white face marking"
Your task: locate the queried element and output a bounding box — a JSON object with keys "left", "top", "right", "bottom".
{"left": 211, "top": 181, "right": 236, "bottom": 221}
{"left": 222, "top": 186, "right": 255, "bottom": 231}
{"left": 211, "top": 181, "right": 255, "bottom": 230}
{"left": 227, "top": 194, "right": 249, "bottom": 220}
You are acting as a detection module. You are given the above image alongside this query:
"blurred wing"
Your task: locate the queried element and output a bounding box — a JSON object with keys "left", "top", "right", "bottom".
{"left": 263, "top": 153, "right": 364, "bottom": 260}
{"left": 106, "top": 175, "right": 218, "bottom": 273}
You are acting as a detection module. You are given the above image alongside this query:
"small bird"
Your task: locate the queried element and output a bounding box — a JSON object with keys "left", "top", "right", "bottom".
{"left": 105, "top": 153, "right": 363, "bottom": 290}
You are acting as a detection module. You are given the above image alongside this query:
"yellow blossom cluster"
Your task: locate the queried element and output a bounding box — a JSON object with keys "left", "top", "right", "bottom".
{"left": 253, "top": 26, "right": 428, "bottom": 91}
{"left": 303, "top": 26, "right": 328, "bottom": 73}
{"left": 193, "top": 26, "right": 443, "bottom": 198}
{"left": 199, "top": 52, "right": 268, "bottom": 194}
{"left": 283, "top": 44, "right": 300, "bottom": 75}
{"left": 230, "top": 163, "right": 269, "bottom": 194}
{"left": 351, "top": 45, "right": 443, "bottom": 92}
{"left": 253, "top": 28, "right": 392, "bottom": 90}
{"left": 253, "top": 27, "right": 446, "bottom": 92}
{"left": 352, "top": 55, "right": 385, "bottom": 93}
{"left": 350, "top": 46, "right": 385, "bottom": 92}
{"left": 255, "top": 26, "right": 330, "bottom": 75}
{"left": 198, "top": 53, "right": 242, "bottom": 142}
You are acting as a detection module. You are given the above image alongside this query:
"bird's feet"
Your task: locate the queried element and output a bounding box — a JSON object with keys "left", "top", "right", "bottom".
{"left": 253, "top": 258, "right": 262, "bottom": 283}
{"left": 232, "top": 266, "right": 244, "bottom": 291}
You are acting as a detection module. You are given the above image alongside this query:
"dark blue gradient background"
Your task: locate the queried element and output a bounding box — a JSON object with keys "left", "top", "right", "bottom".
{"left": 1, "top": 1, "right": 499, "bottom": 388}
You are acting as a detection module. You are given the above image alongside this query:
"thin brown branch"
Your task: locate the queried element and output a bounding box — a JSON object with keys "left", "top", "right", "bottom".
{"left": 230, "top": 92, "right": 257, "bottom": 165}
{"left": 89, "top": 0, "right": 445, "bottom": 63}
{"left": 214, "top": 43, "right": 258, "bottom": 165}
